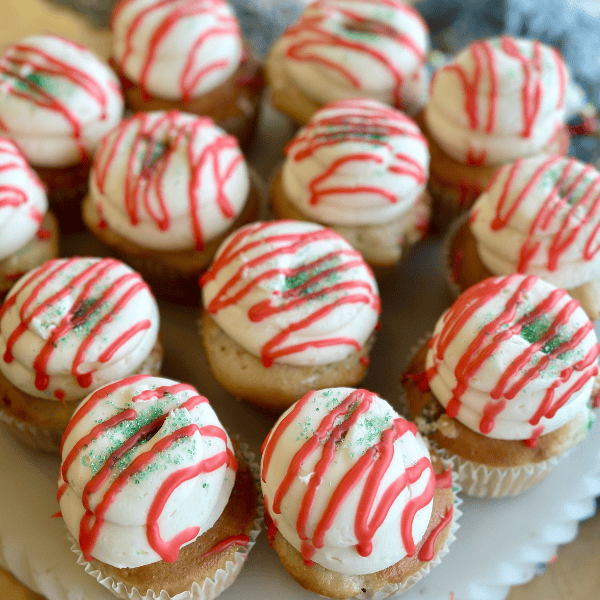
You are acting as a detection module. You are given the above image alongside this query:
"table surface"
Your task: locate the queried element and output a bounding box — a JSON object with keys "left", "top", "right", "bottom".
{"left": 0, "top": 0, "right": 599, "bottom": 599}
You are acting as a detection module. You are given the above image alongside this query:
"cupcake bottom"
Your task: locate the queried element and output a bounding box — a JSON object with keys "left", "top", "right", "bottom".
{"left": 414, "top": 112, "right": 571, "bottom": 233}
{"left": 270, "top": 167, "right": 430, "bottom": 276}
{"left": 402, "top": 341, "right": 595, "bottom": 498}
{"left": 0, "top": 339, "right": 163, "bottom": 453}
{"left": 265, "top": 450, "right": 457, "bottom": 600}
{"left": 200, "top": 309, "right": 375, "bottom": 412}
{"left": 0, "top": 212, "right": 60, "bottom": 301}
{"left": 80, "top": 447, "right": 260, "bottom": 600}
{"left": 446, "top": 216, "right": 600, "bottom": 321}
{"left": 82, "top": 182, "right": 261, "bottom": 304}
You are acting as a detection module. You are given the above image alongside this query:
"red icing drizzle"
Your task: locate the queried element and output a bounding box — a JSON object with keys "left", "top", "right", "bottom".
{"left": 112, "top": 0, "right": 241, "bottom": 101}
{"left": 200, "top": 534, "right": 249, "bottom": 558}
{"left": 417, "top": 506, "right": 453, "bottom": 562}
{"left": 58, "top": 377, "right": 236, "bottom": 563}
{"left": 93, "top": 110, "right": 243, "bottom": 250}
{"left": 0, "top": 258, "right": 154, "bottom": 397}
{"left": 201, "top": 222, "right": 380, "bottom": 366}
{"left": 261, "top": 389, "right": 435, "bottom": 563}
{"left": 487, "top": 156, "right": 600, "bottom": 273}
{"left": 281, "top": 0, "right": 427, "bottom": 109}
{"left": 427, "top": 274, "right": 600, "bottom": 438}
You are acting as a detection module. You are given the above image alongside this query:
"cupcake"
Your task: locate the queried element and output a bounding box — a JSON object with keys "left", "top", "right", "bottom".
{"left": 266, "top": 0, "right": 430, "bottom": 125}
{"left": 261, "top": 387, "right": 458, "bottom": 599}
{"left": 82, "top": 110, "right": 261, "bottom": 304}
{"left": 0, "top": 137, "right": 59, "bottom": 301}
{"left": 0, "top": 257, "right": 162, "bottom": 453}
{"left": 58, "top": 375, "right": 260, "bottom": 600}
{"left": 0, "top": 35, "right": 124, "bottom": 230}
{"left": 402, "top": 273, "right": 599, "bottom": 498}
{"left": 270, "top": 98, "right": 430, "bottom": 274}
{"left": 419, "top": 36, "right": 570, "bottom": 230}
{"left": 200, "top": 220, "right": 380, "bottom": 411}
{"left": 111, "top": 0, "right": 264, "bottom": 149}
{"left": 447, "top": 155, "right": 600, "bottom": 320}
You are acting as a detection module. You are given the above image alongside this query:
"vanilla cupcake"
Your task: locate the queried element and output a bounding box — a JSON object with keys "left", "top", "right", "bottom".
{"left": 261, "top": 387, "right": 458, "bottom": 599}
{"left": 111, "top": 0, "right": 263, "bottom": 149}
{"left": 200, "top": 220, "right": 380, "bottom": 411}
{"left": 0, "top": 35, "right": 124, "bottom": 229}
{"left": 448, "top": 155, "right": 600, "bottom": 320}
{"left": 0, "top": 138, "right": 59, "bottom": 301}
{"left": 270, "top": 98, "right": 430, "bottom": 273}
{"left": 0, "top": 257, "right": 162, "bottom": 453}
{"left": 58, "top": 375, "right": 260, "bottom": 600}
{"left": 82, "top": 110, "right": 261, "bottom": 303}
{"left": 419, "top": 36, "right": 570, "bottom": 229}
{"left": 402, "top": 273, "right": 598, "bottom": 498}
{"left": 266, "top": 0, "right": 429, "bottom": 125}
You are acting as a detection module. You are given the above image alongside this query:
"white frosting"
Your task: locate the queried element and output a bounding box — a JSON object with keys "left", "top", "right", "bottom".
{"left": 470, "top": 155, "right": 600, "bottom": 290}
{"left": 426, "top": 274, "right": 599, "bottom": 440}
{"left": 261, "top": 387, "right": 435, "bottom": 575}
{"left": 202, "top": 221, "right": 380, "bottom": 366}
{"left": 0, "top": 35, "right": 124, "bottom": 167}
{"left": 282, "top": 98, "right": 429, "bottom": 226}
{"left": 426, "top": 36, "right": 568, "bottom": 165}
{"left": 0, "top": 138, "right": 48, "bottom": 260}
{"left": 90, "top": 110, "right": 250, "bottom": 251}
{"left": 270, "top": 0, "right": 429, "bottom": 113}
{"left": 111, "top": 0, "right": 243, "bottom": 100}
{"left": 59, "top": 375, "right": 236, "bottom": 568}
{"left": 0, "top": 257, "right": 160, "bottom": 401}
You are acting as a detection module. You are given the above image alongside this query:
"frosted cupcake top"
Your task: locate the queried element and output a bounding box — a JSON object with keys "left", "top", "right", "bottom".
{"left": 0, "top": 138, "right": 48, "bottom": 261}
{"left": 201, "top": 221, "right": 380, "bottom": 366}
{"left": 89, "top": 110, "right": 250, "bottom": 251}
{"left": 0, "top": 257, "right": 159, "bottom": 402}
{"left": 261, "top": 387, "right": 449, "bottom": 574}
{"left": 111, "top": 0, "right": 243, "bottom": 101}
{"left": 425, "top": 274, "right": 599, "bottom": 444}
{"left": 282, "top": 98, "right": 429, "bottom": 226}
{"left": 426, "top": 36, "right": 568, "bottom": 166}
{"left": 270, "top": 0, "right": 429, "bottom": 113}
{"left": 470, "top": 155, "right": 600, "bottom": 290}
{"left": 0, "top": 35, "right": 124, "bottom": 168}
{"left": 58, "top": 375, "right": 237, "bottom": 568}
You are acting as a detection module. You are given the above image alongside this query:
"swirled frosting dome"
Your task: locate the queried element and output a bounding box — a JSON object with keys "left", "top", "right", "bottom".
{"left": 0, "top": 35, "right": 123, "bottom": 168}
{"left": 426, "top": 36, "right": 568, "bottom": 166}
{"left": 282, "top": 98, "right": 429, "bottom": 226}
{"left": 270, "top": 0, "right": 429, "bottom": 112}
{"left": 111, "top": 0, "right": 243, "bottom": 100}
{"left": 0, "top": 257, "right": 159, "bottom": 401}
{"left": 58, "top": 375, "right": 237, "bottom": 568}
{"left": 261, "top": 387, "right": 436, "bottom": 574}
{"left": 89, "top": 110, "right": 250, "bottom": 251}
{"left": 201, "top": 220, "right": 380, "bottom": 367}
{"left": 0, "top": 138, "right": 48, "bottom": 260}
{"left": 426, "top": 274, "right": 600, "bottom": 441}
{"left": 470, "top": 155, "right": 600, "bottom": 290}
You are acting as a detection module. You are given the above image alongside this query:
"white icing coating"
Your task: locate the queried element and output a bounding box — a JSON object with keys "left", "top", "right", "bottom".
{"left": 89, "top": 110, "right": 250, "bottom": 251}
{"left": 426, "top": 274, "right": 599, "bottom": 440}
{"left": 270, "top": 0, "right": 429, "bottom": 113}
{"left": 426, "top": 36, "right": 568, "bottom": 166}
{"left": 0, "top": 138, "right": 48, "bottom": 260}
{"left": 111, "top": 0, "right": 243, "bottom": 100}
{"left": 470, "top": 155, "right": 600, "bottom": 290}
{"left": 0, "top": 257, "right": 160, "bottom": 401}
{"left": 201, "top": 220, "right": 380, "bottom": 366}
{"left": 261, "top": 387, "right": 435, "bottom": 575}
{"left": 0, "top": 35, "right": 124, "bottom": 167}
{"left": 282, "top": 98, "right": 429, "bottom": 226}
{"left": 59, "top": 375, "right": 236, "bottom": 568}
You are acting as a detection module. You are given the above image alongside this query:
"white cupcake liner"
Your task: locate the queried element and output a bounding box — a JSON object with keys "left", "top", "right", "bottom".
{"left": 69, "top": 439, "right": 264, "bottom": 600}
{"left": 0, "top": 407, "right": 63, "bottom": 453}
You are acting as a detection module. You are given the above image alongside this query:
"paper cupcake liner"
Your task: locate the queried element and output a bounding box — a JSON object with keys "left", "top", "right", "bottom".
{"left": 69, "top": 439, "right": 264, "bottom": 600}
{"left": 0, "top": 407, "right": 63, "bottom": 453}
